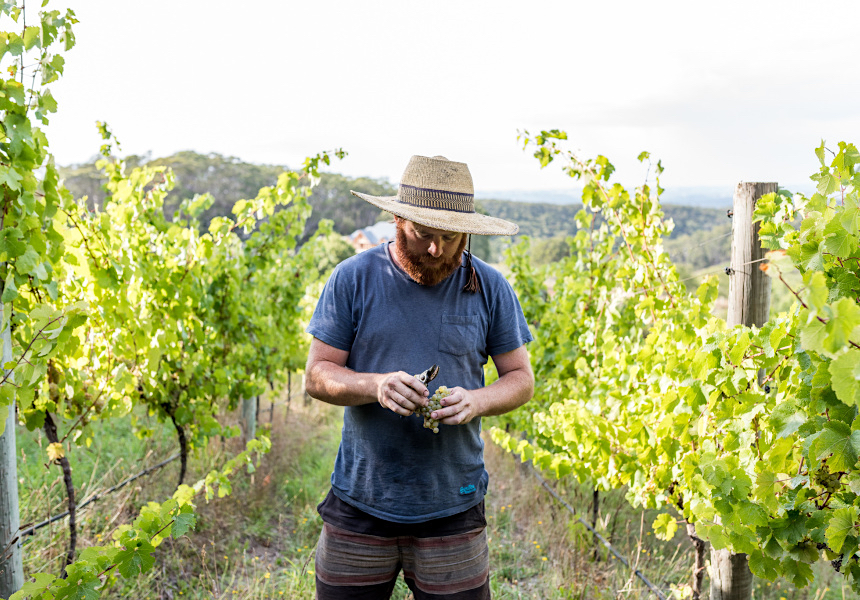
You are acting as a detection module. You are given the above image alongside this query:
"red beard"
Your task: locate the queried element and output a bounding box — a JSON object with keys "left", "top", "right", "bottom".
{"left": 395, "top": 222, "right": 467, "bottom": 286}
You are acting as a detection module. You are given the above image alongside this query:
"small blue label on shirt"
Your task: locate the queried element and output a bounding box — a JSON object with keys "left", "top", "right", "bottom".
{"left": 459, "top": 484, "right": 477, "bottom": 495}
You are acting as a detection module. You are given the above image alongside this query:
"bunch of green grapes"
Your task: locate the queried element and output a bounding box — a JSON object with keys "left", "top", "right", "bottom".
{"left": 416, "top": 386, "right": 451, "bottom": 434}
{"left": 814, "top": 463, "right": 843, "bottom": 494}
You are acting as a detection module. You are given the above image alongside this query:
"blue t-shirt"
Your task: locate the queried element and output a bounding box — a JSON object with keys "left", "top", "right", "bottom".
{"left": 306, "top": 242, "right": 533, "bottom": 523}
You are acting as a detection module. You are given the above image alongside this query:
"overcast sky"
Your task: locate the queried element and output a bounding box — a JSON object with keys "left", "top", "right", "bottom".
{"left": 35, "top": 0, "right": 860, "bottom": 196}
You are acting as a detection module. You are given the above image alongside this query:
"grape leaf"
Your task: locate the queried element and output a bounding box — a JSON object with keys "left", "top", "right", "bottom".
{"left": 813, "top": 171, "right": 840, "bottom": 196}
{"left": 737, "top": 502, "right": 769, "bottom": 528}
{"left": 788, "top": 542, "right": 819, "bottom": 564}
{"left": 824, "top": 298, "right": 860, "bottom": 354}
{"left": 831, "top": 350, "right": 860, "bottom": 406}
{"left": 171, "top": 507, "right": 196, "bottom": 538}
{"left": 806, "top": 272, "right": 830, "bottom": 311}
{"left": 823, "top": 219, "right": 858, "bottom": 258}
{"left": 773, "top": 511, "right": 811, "bottom": 548}
{"left": 47, "top": 442, "right": 64, "bottom": 461}
{"left": 115, "top": 540, "right": 156, "bottom": 578}
{"left": 9, "top": 573, "right": 57, "bottom": 600}
{"left": 769, "top": 400, "right": 807, "bottom": 438}
{"left": 829, "top": 267, "right": 860, "bottom": 302}
{"left": 826, "top": 507, "right": 858, "bottom": 553}
{"left": 53, "top": 578, "right": 100, "bottom": 600}
{"left": 809, "top": 421, "right": 860, "bottom": 471}
{"left": 652, "top": 513, "right": 678, "bottom": 541}
{"left": 749, "top": 550, "right": 779, "bottom": 581}
{"left": 800, "top": 318, "right": 828, "bottom": 356}
{"left": 15, "top": 246, "right": 41, "bottom": 275}
{"left": 728, "top": 332, "right": 751, "bottom": 366}
{"left": 781, "top": 557, "right": 815, "bottom": 588}
{"left": 0, "top": 165, "right": 23, "bottom": 191}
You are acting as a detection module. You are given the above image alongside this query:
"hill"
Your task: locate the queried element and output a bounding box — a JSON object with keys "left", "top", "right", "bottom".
{"left": 60, "top": 152, "right": 395, "bottom": 241}
{"left": 477, "top": 185, "right": 734, "bottom": 209}
{"left": 60, "top": 151, "right": 731, "bottom": 268}
{"left": 477, "top": 199, "right": 728, "bottom": 240}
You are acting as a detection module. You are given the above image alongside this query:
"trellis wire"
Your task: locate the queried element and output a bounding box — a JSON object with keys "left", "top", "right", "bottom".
{"left": 529, "top": 464, "right": 669, "bottom": 600}
{"left": 19, "top": 453, "right": 180, "bottom": 538}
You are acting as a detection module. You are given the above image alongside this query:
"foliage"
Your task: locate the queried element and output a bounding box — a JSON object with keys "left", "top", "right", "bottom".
{"left": 305, "top": 231, "right": 355, "bottom": 275}
{"left": 478, "top": 198, "right": 726, "bottom": 241}
{"left": 9, "top": 438, "right": 270, "bottom": 600}
{"left": 61, "top": 154, "right": 729, "bottom": 268}
{"left": 60, "top": 154, "right": 395, "bottom": 242}
{"left": 492, "top": 130, "right": 860, "bottom": 591}
{"left": 530, "top": 237, "right": 571, "bottom": 267}
{"left": 0, "top": 0, "right": 80, "bottom": 435}
{"left": 0, "top": 2, "right": 349, "bottom": 596}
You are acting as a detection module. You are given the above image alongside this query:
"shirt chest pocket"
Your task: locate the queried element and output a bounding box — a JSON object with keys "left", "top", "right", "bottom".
{"left": 438, "top": 314, "right": 481, "bottom": 357}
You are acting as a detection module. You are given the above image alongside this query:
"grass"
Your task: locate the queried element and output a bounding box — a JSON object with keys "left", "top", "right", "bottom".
{"left": 480, "top": 437, "right": 691, "bottom": 599}
{"left": 16, "top": 404, "right": 181, "bottom": 577}
{"left": 13, "top": 385, "right": 860, "bottom": 599}
{"left": 480, "top": 433, "right": 860, "bottom": 600}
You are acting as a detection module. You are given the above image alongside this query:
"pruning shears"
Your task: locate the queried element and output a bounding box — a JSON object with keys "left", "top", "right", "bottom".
{"left": 416, "top": 364, "right": 439, "bottom": 385}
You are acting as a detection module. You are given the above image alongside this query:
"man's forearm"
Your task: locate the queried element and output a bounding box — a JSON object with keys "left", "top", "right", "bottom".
{"left": 472, "top": 367, "right": 534, "bottom": 417}
{"left": 305, "top": 361, "right": 382, "bottom": 407}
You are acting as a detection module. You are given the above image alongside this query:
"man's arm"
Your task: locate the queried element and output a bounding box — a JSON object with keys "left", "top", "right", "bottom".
{"left": 305, "top": 337, "right": 429, "bottom": 416}
{"left": 432, "top": 345, "right": 534, "bottom": 426}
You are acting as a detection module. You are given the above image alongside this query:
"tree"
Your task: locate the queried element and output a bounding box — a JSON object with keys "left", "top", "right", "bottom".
{"left": 530, "top": 237, "right": 570, "bottom": 267}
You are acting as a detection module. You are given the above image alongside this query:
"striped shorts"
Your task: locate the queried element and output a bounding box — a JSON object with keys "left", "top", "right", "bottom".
{"left": 314, "top": 491, "right": 490, "bottom": 600}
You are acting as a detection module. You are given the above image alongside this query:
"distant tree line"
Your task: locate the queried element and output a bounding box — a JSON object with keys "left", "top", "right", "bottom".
{"left": 60, "top": 152, "right": 394, "bottom": 241}
{"left": 478, "top": 198, "right": 727, "bottom": 240}
{"left": 60, "top": 151, "right": 730, "bottom": 270}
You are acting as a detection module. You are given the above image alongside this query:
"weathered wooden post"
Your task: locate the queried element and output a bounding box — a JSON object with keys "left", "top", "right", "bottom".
{"left": 255, "top": 394, "right": 261, "bottom": 431}
{"left": 709, "top": 181, "right": 776, "bottom": 600}
{"left": 726, "top": 182, "right": 774, "bottom": 332}
{"left": 0, "top": 307, "right": 22, "bottom": 597}
{"left": 591, "top": 489, "right": 600, "bottom": 562}
{"left": 242, "top": 396, "right": 257, "bottom": 443}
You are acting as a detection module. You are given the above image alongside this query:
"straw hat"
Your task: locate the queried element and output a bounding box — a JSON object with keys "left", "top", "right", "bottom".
{"left": 350, "top": 155, "right": 519, "bottom": 236}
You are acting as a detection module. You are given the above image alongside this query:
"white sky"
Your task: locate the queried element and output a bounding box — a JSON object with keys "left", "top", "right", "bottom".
{"left": 28, "top": 0, "right": 860, "bottom": 195}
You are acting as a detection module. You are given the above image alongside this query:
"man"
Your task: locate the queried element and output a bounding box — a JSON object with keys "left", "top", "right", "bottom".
{"left": 305, "top": 155, "right": 534, "bottom": 599}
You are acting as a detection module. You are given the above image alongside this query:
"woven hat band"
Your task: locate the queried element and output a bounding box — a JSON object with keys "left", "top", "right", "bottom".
{"left": 348, "top": 153, "right": 519, "bottom": 236}
{"left": 398, "top": 184, "right": 475, "bottom": 214}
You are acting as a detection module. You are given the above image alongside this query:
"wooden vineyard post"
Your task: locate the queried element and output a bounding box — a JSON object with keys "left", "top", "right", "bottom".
{"left": 591, "top": 489, "right": 600, "bottom": 561}
{"left": 242, "top": 396, "right": 258, "bottom": 443}
{"left": 709, "top": 181, "right": 776, "bottom": 600}
{"left": 255, "top": 395, "right": 261, "bottom": 431}
{"left": 285, "top": 371, "right": 292, "bottom": 421}
{"left": 725, "top": 182, "right": 774, "bottom": 333}
{"left": 0, "top": 309, "right": 22, "bottom": 597}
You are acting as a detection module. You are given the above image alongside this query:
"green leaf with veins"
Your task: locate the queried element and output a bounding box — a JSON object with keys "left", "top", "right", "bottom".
{"left": 831, "top": 350, "right": 860, "bottom": 406}
{"left": 826, "top": 507, "right": 859, "bottom": 553}
{"left": 809, "top": 421, "right": 860, "bottom": 471}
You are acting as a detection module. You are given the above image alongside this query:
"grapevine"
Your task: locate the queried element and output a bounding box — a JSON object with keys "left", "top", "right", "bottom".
{"left": 490, "top": 130, "right": 860, "bottom": 592}
{"left": 0, "top": 1, "right": 348, "bottom": 594}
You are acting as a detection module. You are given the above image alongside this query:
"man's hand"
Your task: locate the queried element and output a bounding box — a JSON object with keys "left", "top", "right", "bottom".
{"left": 427, "top": 387, "right": 483, "bottom": 425}
{"left": 377, "top": 371, "right": 430, "bottom": 416}
{"left": 422, "top": 346, "right": 534, "bottom": 427}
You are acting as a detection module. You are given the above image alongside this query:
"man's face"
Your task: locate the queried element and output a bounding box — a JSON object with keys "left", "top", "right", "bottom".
{"left": 394, "top": 218, "right": 467, "bottom": 286}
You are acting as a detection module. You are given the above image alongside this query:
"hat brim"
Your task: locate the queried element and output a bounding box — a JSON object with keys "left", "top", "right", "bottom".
{"left": 351, "top": 191, "right": 519, "bottom": 236}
